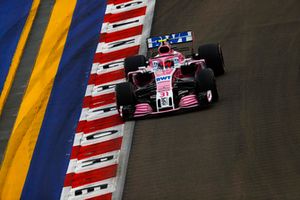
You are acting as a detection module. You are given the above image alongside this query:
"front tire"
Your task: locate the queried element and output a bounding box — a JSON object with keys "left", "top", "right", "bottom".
{"left": 196, "top": 68, "right": 219, "bottom": 102}
{"left": 198, "top": 43, "right": 225, "bottom": 76}
{"left": 115, "top": 82, "right": 136, "bottom": 120}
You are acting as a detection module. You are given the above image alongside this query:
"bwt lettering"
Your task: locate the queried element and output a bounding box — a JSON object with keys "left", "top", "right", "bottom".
{"left": 156, "top": 76, "right": 171, "bottom": 82}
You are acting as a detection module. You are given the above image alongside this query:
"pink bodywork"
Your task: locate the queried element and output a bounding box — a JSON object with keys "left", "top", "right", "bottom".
{"left": 129, "top": 43, "right": 209, "bottom": 117}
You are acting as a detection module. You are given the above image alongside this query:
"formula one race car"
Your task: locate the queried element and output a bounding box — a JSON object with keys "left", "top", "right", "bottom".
{"left": 115, "top": 31, "right": 225, "bottom": 120}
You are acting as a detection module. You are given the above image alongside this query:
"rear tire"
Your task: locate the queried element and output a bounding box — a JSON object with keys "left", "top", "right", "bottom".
{"left": 115, "top": 82, "right": 136, "bottom": 120}
{"left": 196, "top": 68, "right": 219, "bottom": 102}
{"left": 124, "top": 55, "right": 147, "bottom": 77}
{"left": 198, "top": 44, "right": 225, "bottom": 76}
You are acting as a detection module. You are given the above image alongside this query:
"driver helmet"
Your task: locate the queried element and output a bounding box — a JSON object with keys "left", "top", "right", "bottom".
{"left": 165, "top": 59, "right": 174, "bottom": 68}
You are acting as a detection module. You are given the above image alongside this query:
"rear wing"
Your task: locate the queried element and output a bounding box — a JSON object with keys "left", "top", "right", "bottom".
{"left": 147, "top": 31, "right": 194, "bottom": 57}
{"left": 147, "top": 31, "right": 193, "bottom": 49}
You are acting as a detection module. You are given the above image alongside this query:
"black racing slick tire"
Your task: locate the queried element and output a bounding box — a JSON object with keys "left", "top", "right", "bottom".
{"left": 196, "top": 68, "right": 219, "bottom": 102}
{"left": 198, "top": 43, "right": 225, "bottom": 76}
{"left": 124, "top": 55, "right": 147, "bottom": 77}
{"left": 115, "top": 82, "right": 136, "bottom": 120}
{"left": 115, "top": 82, "right": 136, "bottom": 107}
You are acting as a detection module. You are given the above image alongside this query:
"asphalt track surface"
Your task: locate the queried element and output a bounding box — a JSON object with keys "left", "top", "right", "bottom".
{"left": 0, "top": 0, "right": 54, "bottom": 162}
{"left": 124, "top": 0, "right": 300, "bottom": 199}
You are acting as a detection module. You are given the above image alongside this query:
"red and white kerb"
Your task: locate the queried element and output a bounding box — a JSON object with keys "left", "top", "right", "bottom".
{"left": 60, "top": 0, "right": 155, "bottom": 199}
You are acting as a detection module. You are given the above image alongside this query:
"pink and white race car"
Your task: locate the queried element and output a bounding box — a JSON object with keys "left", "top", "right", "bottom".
{"left": 115, "top": 31, "right": 225, "bottom": 120}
